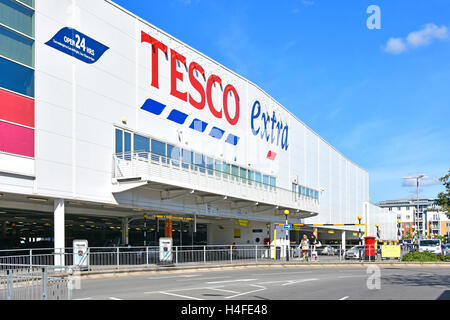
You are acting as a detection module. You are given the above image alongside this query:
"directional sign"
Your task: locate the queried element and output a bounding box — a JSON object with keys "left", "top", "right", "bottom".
{"left": 284, "top": 224, "right": 292, "bottom": 230}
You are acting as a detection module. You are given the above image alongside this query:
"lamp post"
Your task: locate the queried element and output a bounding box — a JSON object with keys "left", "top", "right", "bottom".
{"left": 284, "top": 210, "right": 289, "bottom": 261}
{"left": 143, "top": 213, "right": 148, "bottom": 246}
{"left": 397, "top": 220, "right": 402, "bottom": 242}
{"left": 402, "top": 174, "right": 425, "bottom": 239}
{"left": 357, "top": 216, "right": 363, "bottom": 245}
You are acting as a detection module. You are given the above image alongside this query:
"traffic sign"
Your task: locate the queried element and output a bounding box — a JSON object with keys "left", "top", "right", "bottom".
{"left": 284, "top": 224, "right": 292, "bottom": 230}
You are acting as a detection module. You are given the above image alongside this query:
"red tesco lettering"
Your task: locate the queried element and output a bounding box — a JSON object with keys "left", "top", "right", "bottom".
{"left": 141, "top": 31, "right": 240, "bottom": 126}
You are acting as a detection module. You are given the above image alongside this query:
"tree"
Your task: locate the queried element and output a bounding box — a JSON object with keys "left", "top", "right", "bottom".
{"left": 435, "top": 170, "right": 450, "bottom": 218}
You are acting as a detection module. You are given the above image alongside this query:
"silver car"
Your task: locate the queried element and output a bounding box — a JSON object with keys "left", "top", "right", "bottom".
{"left": 344, "top": 245, "right": 364, "bottom": 260}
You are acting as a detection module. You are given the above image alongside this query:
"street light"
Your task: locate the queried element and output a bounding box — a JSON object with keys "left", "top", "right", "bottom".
{"left": 284, "top": 210, "right": 289, "bottom": 261}
{"left": 402, "top": 174, "right": 426, "bottom": 239}
{"left": 357, "top": 216, "right": 363, "bottom": 245}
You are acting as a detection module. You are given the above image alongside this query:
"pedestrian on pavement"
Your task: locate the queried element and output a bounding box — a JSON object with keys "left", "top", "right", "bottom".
{"left": 301, "top": 235, "right": 309, "bottom": 261}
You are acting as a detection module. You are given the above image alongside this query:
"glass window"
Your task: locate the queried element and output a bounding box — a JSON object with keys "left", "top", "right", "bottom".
{"left": 222, "top": 162, "right": 231, "bottom": 178}
{"left": 270, "top": 177, "right": 276, "bottom": 190}
{"left": 214, "top": 159, "right": 222, "bottom": 177}
{"left": 263, "top": 175, "right": 269, "bottom": 188}
{"left": 231, "top": 165, "right": 239, "bottom": 180}
{"left": 167, "top": 144, "right": 180, "bottom": 166}
{"left": 151, "top": 139, "right": 165, "bottom": 162}
{"left": 255, "top": 172, "right": 262, "bottom": 185}
{"left": 239, "top": 167, "right": 247, "bottom": 181}
{"left": 194, "top": 153, "right": 205, "bottom": 173}
{"left": 206, "top": 157, "right": 214, "bottom": 175}
{"left": 124, "top": 131, "right": 131, "bottom": 160}
{"left": 0, "top": 56, "right": 34, "bottom": 97}
{"left": 133, "top": 134, "right": 149, "bottom": 158}
{"left": 181, "top": 149, "right": 193, "bottom": 169}
{"left": 0, "top": 0, "right": 35, "bottom": 37}
{"left": 248, "top": 170, "right": 255, "bottom": 185}
{"left": 115, "top": 129, "right": 123, "bottom": 157}
{"left": 0, "top": 25, "right": 34, "bottom": 67}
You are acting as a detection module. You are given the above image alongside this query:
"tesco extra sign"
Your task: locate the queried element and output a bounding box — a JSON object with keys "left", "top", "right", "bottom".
{"left": 141, "top": 31, "right": 240, "bottom": 126}
{"left": 141, "top": 30, "right": 288, "bottom": 151}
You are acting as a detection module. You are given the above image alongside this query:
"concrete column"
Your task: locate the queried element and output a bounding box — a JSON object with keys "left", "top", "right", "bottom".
{"left": 121, "top": 217, "right": 129, "bottom": 245}
{"left": 341, "top": 231, "right": 346, "bottom": 252}
{"left": 54, "top": 199, "right": 65, "bottom": 267}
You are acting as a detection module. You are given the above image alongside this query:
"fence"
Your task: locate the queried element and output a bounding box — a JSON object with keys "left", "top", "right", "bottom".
{"left": 0, "top": 244, "right": 411, "bottom": 273}
{"left": 0, "top": 268, "right": 71, "bottom": 300}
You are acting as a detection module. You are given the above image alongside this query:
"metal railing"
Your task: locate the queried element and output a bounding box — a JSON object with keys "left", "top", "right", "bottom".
{"left": 0, "top": 244, "right": 416, "bottom": 273}
{"left": 0, "top": 268, "right": 71, "bottom": 300}
{"left": 112, "top": 151, "right": 319, "bottom": 212}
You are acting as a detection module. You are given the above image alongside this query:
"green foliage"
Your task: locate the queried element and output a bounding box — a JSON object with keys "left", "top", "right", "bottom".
{"left": 435, "top": 170, "right": 450, "bottom": 218}
{"left": 401, "top": 251, "right": 448, "bottom": 262}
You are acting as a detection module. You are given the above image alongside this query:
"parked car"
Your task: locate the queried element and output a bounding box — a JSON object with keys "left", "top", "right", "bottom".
{"left": 418, "top": 239, "right": 442, "bottom": 255}
{"left": 320, "top": 245, "right": 338, "bottom": 256}
{"left": 344, "top": 245, "right": 364, "bottom": 260}
{"left": 441, "top": 243, "right": 450, "bottom": 256}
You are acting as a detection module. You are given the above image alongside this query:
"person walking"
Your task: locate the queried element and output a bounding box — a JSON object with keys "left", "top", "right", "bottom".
{"left": 300, "top": 235, "right": 310, "bottom": 261}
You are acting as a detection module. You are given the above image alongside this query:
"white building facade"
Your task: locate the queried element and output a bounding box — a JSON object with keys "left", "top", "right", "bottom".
{"left": 0, "top": 0, "right": 395, "bottom": 251}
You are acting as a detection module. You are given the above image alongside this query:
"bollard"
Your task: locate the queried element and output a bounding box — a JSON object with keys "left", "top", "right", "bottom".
{"left": 255, "top": 245, "right": 258, "bottom": 262}
{"left": 42, "top": 268, "right": 48, "bottom": 300}
{"left": 146, "top": 247, "right": 149, "bottom": 266}
{"left": 175, "top": 246, "right": 178, "bottom": 265}
{"left": 7, "top": 270, "right": 12, "bottom": 300}
{"left": 230, "top": 245, "right": 233, "bottom": 263}
{"left": 203, "top": 246, "right": 206, "bottom": 264}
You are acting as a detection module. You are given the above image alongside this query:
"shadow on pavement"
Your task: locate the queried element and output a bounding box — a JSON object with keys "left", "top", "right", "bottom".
{"left": 437, "top": 290, "right": 450, "bottom": 300}
{"left": 382, "top": 273, "right": 450, "bottom": 288}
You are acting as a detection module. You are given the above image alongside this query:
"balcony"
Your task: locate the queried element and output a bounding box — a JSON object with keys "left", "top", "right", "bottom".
{"left": 111, "top": 152, "right": 319, "bottom": 217}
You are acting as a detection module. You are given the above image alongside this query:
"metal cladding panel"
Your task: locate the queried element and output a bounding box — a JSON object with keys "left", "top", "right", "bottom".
{"left": 22, "top": 0, "right": 371, "bottom": 222}
{"left": 0, "top": 121, "right": 34, "bottom": 157}
{"left": 0, "top": 89, "right": 34, "bottom": 128}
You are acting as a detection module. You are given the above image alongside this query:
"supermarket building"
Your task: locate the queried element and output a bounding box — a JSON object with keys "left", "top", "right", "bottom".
{"left": 0, "top": 0, "right": 396, "bottom": 252}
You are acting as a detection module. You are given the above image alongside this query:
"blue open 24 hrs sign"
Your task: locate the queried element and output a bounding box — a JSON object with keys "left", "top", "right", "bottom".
{"left": 45, "top": 27, "right": 109, "bottom": 64}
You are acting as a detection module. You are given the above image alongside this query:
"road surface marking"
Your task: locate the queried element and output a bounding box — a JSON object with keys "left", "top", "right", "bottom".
{"left": 144, "top": 286, "right": 225, "bottom": 294}
{"left": 281, "top": 278, "right": 318, "bottom": 286}
{"left": 159, "top": 291, "right": 204, "bottom": 300}
{"left": 178, "top": 276, "right": 231, "bottom": 282}
{"left": 225, "top": 285, "right": 266, "bottom": 299}
{"left": 208, "top": 288, "right": 240, "bottom": 294}
{"left": 73, "top": 297, "right": 92, "bottom": 300}
{"left": 338, "top": 275, "right": 368, "bottom": 279}
{"left": 109, "top": 297, "right": 123, "bottom": 300}
{"left": 339, "top": 296, "right": 349, "bottom": 300}
{"left": 252, "top": 271, "right": 312, "bottom": 276}
{"left": 148, "top": 275, "right": 200, "bottom": 280}
{"left": 206, "top": 279, "right": 257, "bottom": 284}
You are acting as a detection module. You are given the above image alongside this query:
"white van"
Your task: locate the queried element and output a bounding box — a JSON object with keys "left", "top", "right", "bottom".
{"left": 418, "top": 239, "right": 442, "bottom": 255}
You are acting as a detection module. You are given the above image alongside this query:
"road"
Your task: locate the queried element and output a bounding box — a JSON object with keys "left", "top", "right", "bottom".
{"left": 72, "top": 265, "right": 450, "bottom": 300}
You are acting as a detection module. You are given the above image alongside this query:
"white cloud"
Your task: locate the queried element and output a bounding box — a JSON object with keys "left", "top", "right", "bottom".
{"left": 384, "top": 23, "right": 448, "bottom": 54}
{"left": 407, "top": 23, "right": 448, "bottom": 47}
{"left": 384, "top": 37, "right": 407, "bottom": 54}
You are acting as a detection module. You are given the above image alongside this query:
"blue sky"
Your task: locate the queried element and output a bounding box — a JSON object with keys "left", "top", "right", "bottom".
{"left": 114, "top": 0, "right": 450, "bottom": 203}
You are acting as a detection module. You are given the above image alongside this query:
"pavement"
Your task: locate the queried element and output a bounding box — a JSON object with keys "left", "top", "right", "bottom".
{"left": 71, "top": 263, "right": 450, "bottom": 300}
